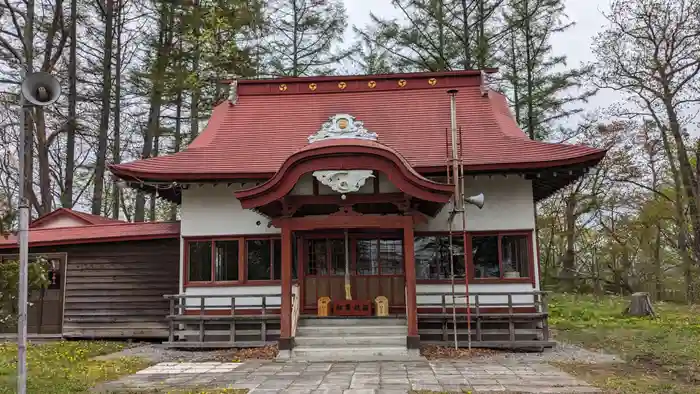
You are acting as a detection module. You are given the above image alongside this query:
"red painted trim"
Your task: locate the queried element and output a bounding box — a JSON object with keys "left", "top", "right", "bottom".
{"left": 280, "top": 226, "right": 292, "bottom": 339}
{"left": 109, "top": 151, "right": 605, "bottom": 183}
{"left": 182, "top": 234, "right": 285, "bottom": 287}
{"left": 182, "top": 306, "right": 538, "bottom": 315}
{"left": 418, "top": 306, "right": 537, "bottom": 314}
{"left": 273, "top": 215, "right": 415, "bottom": 231}
{"left": 416, "top": 150, "right": 606, "bottom": 173}
{"left": 226, "top": 69, "right": 495, "bottom": 85}
{"left": 404, "top": 224, "right": 418, "bottom": 337}
{"left": 286, "top": 193, "right": 407, "bottom": 206}
{"left": 0, "top": 232, "right": 178, "bottom": 250}
{"left": 235, "top": 143, "right": 453, "bottom": 209}
{"left": 466, "top": 230, "right": 535, "bottom": 283}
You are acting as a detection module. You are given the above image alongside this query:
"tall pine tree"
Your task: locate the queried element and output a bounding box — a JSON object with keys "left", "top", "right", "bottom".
{"left": 261, "top": 0, "right": 351, "bottom": 76}
{"left": 498, "top": 0, "right": 593, "bottom": 140}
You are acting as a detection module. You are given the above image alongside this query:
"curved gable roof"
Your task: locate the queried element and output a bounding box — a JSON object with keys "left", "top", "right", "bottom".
{"left": 110, "top": 71, "right": 604, "bottom": 183}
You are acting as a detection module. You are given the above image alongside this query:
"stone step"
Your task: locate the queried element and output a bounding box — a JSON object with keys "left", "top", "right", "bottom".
{"left": 294, "top": 335, "right": 406, "bottom": 347}
{"left": 296, "top": 325, "right": 407, "bottom": 337}
{"left": 291, "top": 346, "right": 421, "bottom": 362}
{"left": 299, "top": 317, "right": 406, "bottom": 327}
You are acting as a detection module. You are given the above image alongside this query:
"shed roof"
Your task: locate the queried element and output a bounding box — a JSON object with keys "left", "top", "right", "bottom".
{"left": 0, "top": 221, "right": 180, "bottom": 249}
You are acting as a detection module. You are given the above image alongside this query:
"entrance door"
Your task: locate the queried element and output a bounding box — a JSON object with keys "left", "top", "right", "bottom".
{"left": 0, "top": 254, "right": 66, "bottom": 334}
{"left": 301, "top": 233, "right": 406, "bottom": 314}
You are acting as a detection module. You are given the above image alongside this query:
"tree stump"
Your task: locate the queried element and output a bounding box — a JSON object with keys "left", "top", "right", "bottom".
{"left": 625, "top": 292, "right": 656, "bottom": 317}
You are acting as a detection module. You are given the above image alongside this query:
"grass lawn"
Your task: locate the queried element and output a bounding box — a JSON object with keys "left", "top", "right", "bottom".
{"left": 0, "top": 340, "right": 151, "bottom": 394}
{"left": 549, "top": 293, "right": 700, "bottom": 394}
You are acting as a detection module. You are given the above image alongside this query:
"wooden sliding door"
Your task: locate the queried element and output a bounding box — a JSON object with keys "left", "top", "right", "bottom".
{"left": 301, "top": 232, "right": 406, "bottom": 314}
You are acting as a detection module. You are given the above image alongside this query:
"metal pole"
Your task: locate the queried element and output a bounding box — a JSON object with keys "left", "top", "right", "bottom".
{"left": 17, "top": 90, "right": 29, "bottom": 394}
{"left": 448, "top": 89, "right": 460, "bottom": 349}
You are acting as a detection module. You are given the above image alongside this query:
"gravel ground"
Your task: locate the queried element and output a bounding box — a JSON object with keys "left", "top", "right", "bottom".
{"left": 93, "top": 343, "right": 278, "bottom": 364}
{"left": 94, "top": 341, "right": 621, "bottom": 365}
{"left": 483, "top": 342, "right": 623, "bottom": 364}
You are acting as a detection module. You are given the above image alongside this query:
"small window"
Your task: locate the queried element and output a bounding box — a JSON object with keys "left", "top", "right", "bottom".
{"left": 330, "top": 239, "right": 346, "bottom": 276}
{"left": 188, "top": 241, "right": 212, "bottom": 282}
{"left": 307, "top": 239, "right": 328, "bottom": 276}
{"left": 471, "top": 233, "right": 531, "bottom": 279}
{"left": 415, "top": 235, "right": 465, "bottom": 280}
{"left": 378, "top": 239, "right": 403, "bottom": 274}
{"left": 247, "top": 239, "right": 271, "bottom": 280}
{"left": 356, "top": 238, "right": 403, "bottom": 275}
{"left": 215, "top": 240, "right": 239, "bottom": 281}
{"left": 472, "top": 235, "right": 500, "bottom": 278}
{"left": 502, "top": 235, "right": 530, "bottom": 278}
{"left": 356, "top": 239, "right": 379, "bottom": 275}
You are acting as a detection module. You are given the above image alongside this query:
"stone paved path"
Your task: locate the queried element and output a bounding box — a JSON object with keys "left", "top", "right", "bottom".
{"left": 96, "top": 360, "right": 600, "bottom": 393}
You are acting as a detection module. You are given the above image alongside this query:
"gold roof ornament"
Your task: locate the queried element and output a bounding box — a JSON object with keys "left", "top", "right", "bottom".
{"left": 368, "top": 80, "right": 377, "bottom": 88}
{"left": 428, "top": 78, "right": 437, "bottom": 86}
{"left": 398, "top": 79, "right": 407, "bottom": 87}
{"left": 308, "top": 113, "right": 378, "bottom": 143}
{"left": 309, "top": 83, "right": 317, "bottom": 91}
{"left": 338, "top": 81, "right": 347, "bottom": 90}
{"left": 279, "top": 83, "right": 288, "bottom": 91}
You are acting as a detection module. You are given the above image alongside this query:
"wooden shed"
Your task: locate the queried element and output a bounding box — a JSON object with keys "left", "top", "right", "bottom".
{"left": 0, "top": 209, "right": 180, "bottom": 339}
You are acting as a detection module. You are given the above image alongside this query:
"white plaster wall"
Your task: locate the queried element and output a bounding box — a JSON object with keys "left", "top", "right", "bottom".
{"left": 416, "top": 175, "right": 540, "bottom": 290}
{"left": 178, "top": 175, "right": 541, "bottom": 298}
{"left": 180, "top": 184, "right": 280, "bottom": 296}
{"left": 180, "top": 184, "right": 279, "bottom": 236}
{"left": 291, "top": 173, "right": 315, "bottom": 195}
{"left": 289, "top": 171, "right": 399, "bottom": 196}
{"left": 417, "top": 283, "right": 538, "bottom": 307}
{"left": 417, "top": 175, "right": 535, "bottom": 232}
{"left": 184, "top": 285, "right": 281, "bottom": 310}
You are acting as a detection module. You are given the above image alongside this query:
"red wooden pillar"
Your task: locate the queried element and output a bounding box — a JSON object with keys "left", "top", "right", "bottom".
{"left": 279, "top": 225, "right": 293, "bottom": 349}
{"left": 403, "top": 223, "right": 420, "bottom": 348}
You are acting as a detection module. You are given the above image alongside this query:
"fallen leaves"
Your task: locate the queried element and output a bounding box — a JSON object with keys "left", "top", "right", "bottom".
{"left": 420, "top": 344, "right": 501, "bottom": 360}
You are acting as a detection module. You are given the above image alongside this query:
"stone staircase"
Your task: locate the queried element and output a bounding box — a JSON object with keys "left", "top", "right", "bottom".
{"left": 287, "top": 317, "right": 423, "bottom": 362}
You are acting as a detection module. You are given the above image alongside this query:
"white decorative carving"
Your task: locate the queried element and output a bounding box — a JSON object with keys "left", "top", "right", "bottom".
{"left": 308, "top": 114, "right": 378, "bottom": 143}
{"left": 313, "top": 170, "right": 375, "bottom": 194}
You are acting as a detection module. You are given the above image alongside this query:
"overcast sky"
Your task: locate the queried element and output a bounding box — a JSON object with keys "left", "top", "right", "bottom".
{"left": 343, "top": 0, "right": 622, "bottom": 119}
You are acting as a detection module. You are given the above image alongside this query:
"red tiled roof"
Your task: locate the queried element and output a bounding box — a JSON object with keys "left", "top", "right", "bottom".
{"left": 110, "top": 70, "right": 604, "bottom": 181}
{"left": 29, "top": 208, "right": 125, "bottom": 228}
{"left": 0, "top": 221, "right": 180, "bottom": 249}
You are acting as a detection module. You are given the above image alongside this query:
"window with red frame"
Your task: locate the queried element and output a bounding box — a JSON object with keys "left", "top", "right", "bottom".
{"left": 186, "top": 237, "right": 289, "bottom": 283}
{"left": 356, "top": 238, "right": 404, "bottom": 275}
{"left": 470, "top": 233, "right": 530, "bottom": 279}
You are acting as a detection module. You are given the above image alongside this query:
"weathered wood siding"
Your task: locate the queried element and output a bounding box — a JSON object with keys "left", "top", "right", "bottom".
{"left": 13, "top": 238, "right": 179, "bottom": 338}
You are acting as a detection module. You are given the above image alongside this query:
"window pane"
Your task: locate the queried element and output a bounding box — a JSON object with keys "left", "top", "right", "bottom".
{"left": 330, "top": 239, "right": 346, "bottom": 276}
{"left": 307, "top": 239, "right": 327, "bottom": 275}
{"left": 378, "top": 239, "right": 403, "bottom": 274}
{"left": 472, "top": 236, "right": 500, "bottom": 278}
{"left": 273, "top": 239, "right": 282, "bottom": 280}
{"left": 356, "top": 239, "right": 378, "bottom": 275}
{"left": 188, "top": 241, "right": 212, "bottom": 281}
{"left": 247, "top": 239, "right": 270, "bottom": 280}
{"left": 502, "top": 235, "right": 529, "bottom": 278}
{"left": 215, "top": 240, "right": 239, "bottom": 281}
{"left": 415, "top": 236, "right": 464, "bottom": 279}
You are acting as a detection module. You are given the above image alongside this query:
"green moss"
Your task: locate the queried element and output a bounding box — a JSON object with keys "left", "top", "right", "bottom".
{"left": 550, "top": 294, "right": 700, "bottom": 393}
{"left": 0, "top": 341, "right": 151, "bottom": 394}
